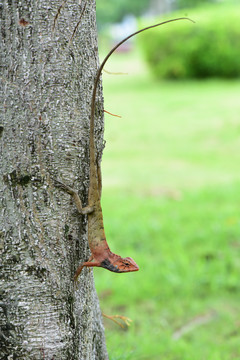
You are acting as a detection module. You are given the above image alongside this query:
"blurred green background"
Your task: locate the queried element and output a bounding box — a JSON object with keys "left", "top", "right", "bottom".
{"left": 95, "top": 1, "right": 240, "bottom": 359}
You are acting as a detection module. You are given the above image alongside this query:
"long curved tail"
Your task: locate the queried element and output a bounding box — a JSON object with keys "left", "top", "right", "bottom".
{"left": 89, "top": 16, "right": 194, "bottom": 179}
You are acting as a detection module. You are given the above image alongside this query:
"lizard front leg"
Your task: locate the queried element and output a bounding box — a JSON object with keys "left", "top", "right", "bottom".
{"left": 54, "top": 179, "right": 93, "bottom": 215}
{"left": 74, "top": 255, "right": 101, "bottom": 281}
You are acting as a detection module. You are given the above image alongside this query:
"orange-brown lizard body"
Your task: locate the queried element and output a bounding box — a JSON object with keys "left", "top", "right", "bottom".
{"left": 55, "top": 17, "right": 193, "bottom": 280}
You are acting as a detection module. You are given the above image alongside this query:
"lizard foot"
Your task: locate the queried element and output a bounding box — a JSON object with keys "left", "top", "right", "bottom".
{"left": 102, "top": 313, "right": 132, "bottom": 328}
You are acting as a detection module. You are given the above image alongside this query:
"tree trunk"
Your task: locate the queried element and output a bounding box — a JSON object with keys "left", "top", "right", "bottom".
{"left": 0, "top": 0, "right": 108, "bottom": 359}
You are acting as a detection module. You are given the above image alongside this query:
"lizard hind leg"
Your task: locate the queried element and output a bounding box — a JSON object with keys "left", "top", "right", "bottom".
{"left": 54, "top": 179, "right": 94, "bottom": 215}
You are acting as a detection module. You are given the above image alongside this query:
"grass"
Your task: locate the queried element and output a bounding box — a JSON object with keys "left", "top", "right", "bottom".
{"left": 94, "top": 49, "right": 240, "bottom": 359}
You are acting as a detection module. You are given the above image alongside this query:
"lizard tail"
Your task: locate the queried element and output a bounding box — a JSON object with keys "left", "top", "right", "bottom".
{"left": 89, "top": 17, "right": 194, "bottom": 179}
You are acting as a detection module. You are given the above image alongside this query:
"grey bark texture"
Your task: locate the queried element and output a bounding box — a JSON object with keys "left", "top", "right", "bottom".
{"left": 0, "top": 0, "right": 109, "bottom": 359}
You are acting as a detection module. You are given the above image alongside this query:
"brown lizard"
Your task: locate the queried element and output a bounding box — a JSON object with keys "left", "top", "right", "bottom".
{"left": 55, "top": 17, "right": 193, "bottom": 281}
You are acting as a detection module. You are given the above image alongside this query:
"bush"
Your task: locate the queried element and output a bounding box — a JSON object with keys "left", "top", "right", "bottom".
{"left": 139, "top": 4, "right": 240, "bottom": 79}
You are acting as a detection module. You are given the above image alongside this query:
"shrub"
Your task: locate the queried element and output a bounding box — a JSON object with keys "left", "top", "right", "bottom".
{"left": 139, "top": 4, "right": 240, "bottom": 79}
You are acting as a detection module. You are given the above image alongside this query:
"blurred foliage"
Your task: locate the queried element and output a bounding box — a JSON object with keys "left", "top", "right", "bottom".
{"left": 95, "top": 50, "right": 240, "bottom": 359}
{"left": 175, "top": 0, "right": 216, "bottom": 9}
{"left": 96, "top": 0, "right": 220, "bottom": 27}
{"left": 96, "top": 0, "right": 149, "bottom": 27}
{"left": 95, "top": 0, "right": 238, "bottom": 27}
{"left": 139, "top": 3, "right": 240, "bottom": 79}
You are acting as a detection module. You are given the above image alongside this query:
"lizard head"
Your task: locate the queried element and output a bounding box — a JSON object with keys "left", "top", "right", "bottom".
{"left": 101, "top": 255, "right": 139, "bottom": 273}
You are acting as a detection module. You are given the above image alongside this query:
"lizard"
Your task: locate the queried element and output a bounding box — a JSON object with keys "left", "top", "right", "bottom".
{"left": 55, "top": 17, "right": 193, "bottom": 281}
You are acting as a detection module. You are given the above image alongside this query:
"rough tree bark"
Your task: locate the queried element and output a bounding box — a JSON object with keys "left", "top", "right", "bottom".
{"left": 0, "top": 0, "right": 109, "bottom": 359}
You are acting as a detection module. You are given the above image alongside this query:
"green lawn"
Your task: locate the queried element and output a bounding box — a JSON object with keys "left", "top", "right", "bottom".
{"left": 94, "top": 50, "right": 240, "bottom": 360}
